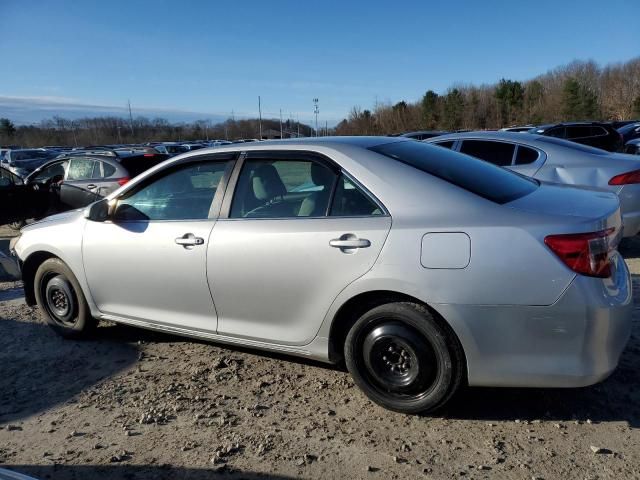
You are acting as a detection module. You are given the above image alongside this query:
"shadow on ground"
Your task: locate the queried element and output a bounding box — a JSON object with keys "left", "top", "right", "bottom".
{"left": 0, "top": 317, "right": 139, "bottom": 424}
{"left": 3, "top": 465, "right": 294, "bottom": 480}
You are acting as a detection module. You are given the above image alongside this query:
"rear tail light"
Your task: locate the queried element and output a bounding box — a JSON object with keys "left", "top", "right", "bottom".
{"left": 544, "top": 228, "right": 618, "bottom": 278}
{"left": 117, "top": 177, "right": 130, "bottom": 186}
{"left": 608, "top": 169, "right": 640, "bottom": 185}
{"left": 144, "top": 153, "right": 155, "bottom": 157}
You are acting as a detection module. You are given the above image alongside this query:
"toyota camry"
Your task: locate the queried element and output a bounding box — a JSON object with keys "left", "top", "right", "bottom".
{"left": 10, "top": 137, "right": 632, "bottom": 414}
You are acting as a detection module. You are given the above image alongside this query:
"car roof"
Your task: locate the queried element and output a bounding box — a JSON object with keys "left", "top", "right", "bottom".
{"left": 221, "top": 136, "right": 406, "bottom": 149}
{"left": 425, "top": 130, "right": 544, "bottom": 143}
{"left": 534, "top": 121, "right": 610, "bottom": 130}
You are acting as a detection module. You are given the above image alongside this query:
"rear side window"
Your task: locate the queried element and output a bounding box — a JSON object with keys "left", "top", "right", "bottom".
{"left": 515, "top": 145, "right": 540, "bottom": 165}
{"left": 103, "top": 162, "right": 116, "bottom": 177}
{"left": 459, "top": 140, "right": 515, "bottom": 166}
{"left": 590, "top": 126, "right": 608, "bottom": 137}
{"left": 370, "top": 141, "right": 538, "bottom": 204}
{"left": 67, "top": 158, "right": 96, "bottom": 180}
{"left": 566, "top": 126, "right": 592, "bottom": 139}
{"left": 545, "top": 127, "right": 565, "bottom": 138}
{"left": 433, "top": 140, "right": 455, "bottom": 149}
{"left": 120, "top": 156, "right": 166, "bottom": 178}
{"left": 330, "top": 175, "right": 383, "bottom": 216}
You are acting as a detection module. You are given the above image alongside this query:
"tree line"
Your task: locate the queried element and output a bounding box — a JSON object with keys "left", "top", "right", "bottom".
{"left": 1, "top": 57, "right": 639, "bottom": 147}
{"left": 334, "top": 57, "right": 640, "bottom": 135}
{"left": 0, "top": 116, "right": 314, "bottom": 148}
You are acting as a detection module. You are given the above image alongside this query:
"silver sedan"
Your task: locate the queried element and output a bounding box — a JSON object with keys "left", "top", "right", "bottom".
{"left": 424, "top": 131, "right": 640, "bottom": 237}
{"left": 11, "top": 137, "right": 632, "bottom": 414}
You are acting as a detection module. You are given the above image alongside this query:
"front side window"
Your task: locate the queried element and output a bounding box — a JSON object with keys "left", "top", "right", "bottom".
{"left": 67, "top": 158, "right": 96, "bottom": 180}
{"left": 114, "top": 161, "right": 231, "bottom": 221}
{"left": 31, "top": 161, "right": 68, "bottom": 184}
{"left": 459, "top": 140, "right": 515, "bottom": 166}
{"left": 230, "top": 159, "right": 337, "bottom": 218}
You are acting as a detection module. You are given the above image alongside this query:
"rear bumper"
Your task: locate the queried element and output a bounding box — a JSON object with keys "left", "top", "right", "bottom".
{"left": 435, "top": 252, "right": 633, "bottom": 388}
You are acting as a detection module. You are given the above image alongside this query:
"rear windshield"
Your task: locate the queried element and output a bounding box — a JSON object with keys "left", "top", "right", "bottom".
{"left": 120, "top": 155, "right": 167, "bottom": 178}
{"left": 370, "top": 141, "right": 538, "bottom": 204}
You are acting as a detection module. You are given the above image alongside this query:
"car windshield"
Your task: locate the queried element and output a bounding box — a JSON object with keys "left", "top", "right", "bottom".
{"left": 370, "top": 141, "right": 538, "bottom": 204}
{"left": 12, "top": 150, "right": 53, "bottom": 161}
{"left": 537, "top": 136, "right": 609, "bottom": 155}
{"left": 618, "top": 123, "right": 640, "bottom": 134}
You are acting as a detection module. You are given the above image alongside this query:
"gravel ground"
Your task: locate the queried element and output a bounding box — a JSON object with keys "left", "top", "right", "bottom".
{"left": 1, "top": 226, "right": 639, "bottom": 480}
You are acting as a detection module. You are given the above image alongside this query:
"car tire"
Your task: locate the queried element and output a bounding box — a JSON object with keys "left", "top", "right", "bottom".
{"left": 344, "top": 302, "right": 464, "bottom": 414}
{"left": 34, "top": 258, "right": 96, "bottom": 338}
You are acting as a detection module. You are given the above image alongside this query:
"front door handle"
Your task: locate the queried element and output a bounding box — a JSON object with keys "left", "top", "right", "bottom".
{"left": 175, "top": 233, "right": 205, "bottom": 248}
{"left": 86, "top": 184, "right": 97, "bottom": 190}
{"left": 330, "top": 238, "right": 371, "bottom": 248}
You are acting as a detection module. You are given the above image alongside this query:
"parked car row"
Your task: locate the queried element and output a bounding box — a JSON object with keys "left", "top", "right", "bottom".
{"left": 0, "top": 147, "right": 169, "bottom": 228}
{"left": 424, "top": 131, "right": 640, "bottom": 237}
{"left": 8, "top": 136, "right": 632, "bottom": 414}
{"left": 400, "top": 120, "right": 640, "bottom": 154}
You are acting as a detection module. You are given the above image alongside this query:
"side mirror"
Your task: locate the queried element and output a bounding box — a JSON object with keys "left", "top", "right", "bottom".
{"left": 84, "top": 198, "right": 112, "bottom": 222}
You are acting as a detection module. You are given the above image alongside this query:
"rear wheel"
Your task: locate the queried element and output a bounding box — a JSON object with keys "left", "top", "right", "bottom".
{"left": 345, "top": 302, "right": 464, "bottom": 414}
{"left": 34, "top": 258, "right": 96, "bottom": 338}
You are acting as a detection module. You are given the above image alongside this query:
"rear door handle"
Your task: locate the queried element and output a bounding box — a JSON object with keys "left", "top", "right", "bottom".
{"left": 175, "top": 233, "right": 205, "bottom": 248}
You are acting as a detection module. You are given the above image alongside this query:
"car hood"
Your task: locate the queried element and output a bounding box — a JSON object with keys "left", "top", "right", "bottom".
{"left": 21, "top": 208, "right": 85, "bottom": 232}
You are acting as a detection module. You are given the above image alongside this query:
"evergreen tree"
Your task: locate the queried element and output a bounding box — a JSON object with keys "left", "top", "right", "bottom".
{"left": 443, "top": 89, "right": 464, "bottom": 131}
{"left": 421, "top": 90, "right": 440, "bottom": 129}
{"left": 0, "top": 118, "right": 16, "bottom": 139}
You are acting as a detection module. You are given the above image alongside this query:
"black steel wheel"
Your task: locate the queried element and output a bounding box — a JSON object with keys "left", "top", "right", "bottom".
{"left": 345, "top": 302, "right": 464, "bottom": 414}
{"left": 34, "top": 258, "right": 96, "bottom": 338}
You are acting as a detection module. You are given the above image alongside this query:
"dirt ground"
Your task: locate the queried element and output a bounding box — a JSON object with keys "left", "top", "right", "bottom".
{"left": 1, "top": 225, "right": 639, "bottom": 480}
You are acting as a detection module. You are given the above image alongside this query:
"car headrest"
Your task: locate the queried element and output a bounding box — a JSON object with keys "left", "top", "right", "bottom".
{"left": 252, "top": 164, "right": 286, "bottom": 200}
{"left": 311, "top": 163, "right": 334, "bottom": 189}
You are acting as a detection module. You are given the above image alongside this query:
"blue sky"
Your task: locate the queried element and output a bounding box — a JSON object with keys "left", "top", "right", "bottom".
{"left": 1, "top": 0, "right": 639, "bottom": 125}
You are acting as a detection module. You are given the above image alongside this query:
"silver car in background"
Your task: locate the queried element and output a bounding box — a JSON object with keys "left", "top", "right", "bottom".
{"left": 425, "top": 131, "right": 640, "bottom": 237}
{"left": 11, "top": 137, "right": 632, "bottom": 414}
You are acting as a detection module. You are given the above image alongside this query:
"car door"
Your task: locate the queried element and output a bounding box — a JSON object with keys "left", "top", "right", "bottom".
{"left": 60, "top": 157, "right": 102, "bottom": 208}
{"left": 207, "top": 151, "right": 392, "bottom": 346}
{"left": 0, "top": 167, "right": 34, "bottom": 224}
{"left": 82, "top": 155, "right": 236, "bottom": 332}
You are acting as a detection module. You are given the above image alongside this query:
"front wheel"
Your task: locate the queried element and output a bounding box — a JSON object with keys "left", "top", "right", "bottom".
{"left": 345, "top": 302, "right": 464, "bottom": 414}
{"left": 34, "top": 258, "right": 97, "bottom": 338}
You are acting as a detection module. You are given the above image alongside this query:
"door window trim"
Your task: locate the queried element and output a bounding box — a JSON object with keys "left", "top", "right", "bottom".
{"left": 109, "top": 152, "right": 238, "bottom": 223}
{"left": 218, "top": 150, "right": 389, "bottom": 220}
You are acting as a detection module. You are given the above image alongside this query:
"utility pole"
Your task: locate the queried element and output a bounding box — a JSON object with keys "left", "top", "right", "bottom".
{"left": 279, "top": 109, "right": 283, "bottom": 139}
{"left": 297, "top": 114, "right": 300, "bottom": 137}
{"left": 127, "top": 100, "right": 134, "bottom": 137}
{"left": 258, "top": 96, "right": 263, "bottom": 140}
{"left": 313, "top": 98, "right": 319, "bottom": 137}
{"left": 325, "top": 120, "right": 328, "bottom": 137}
